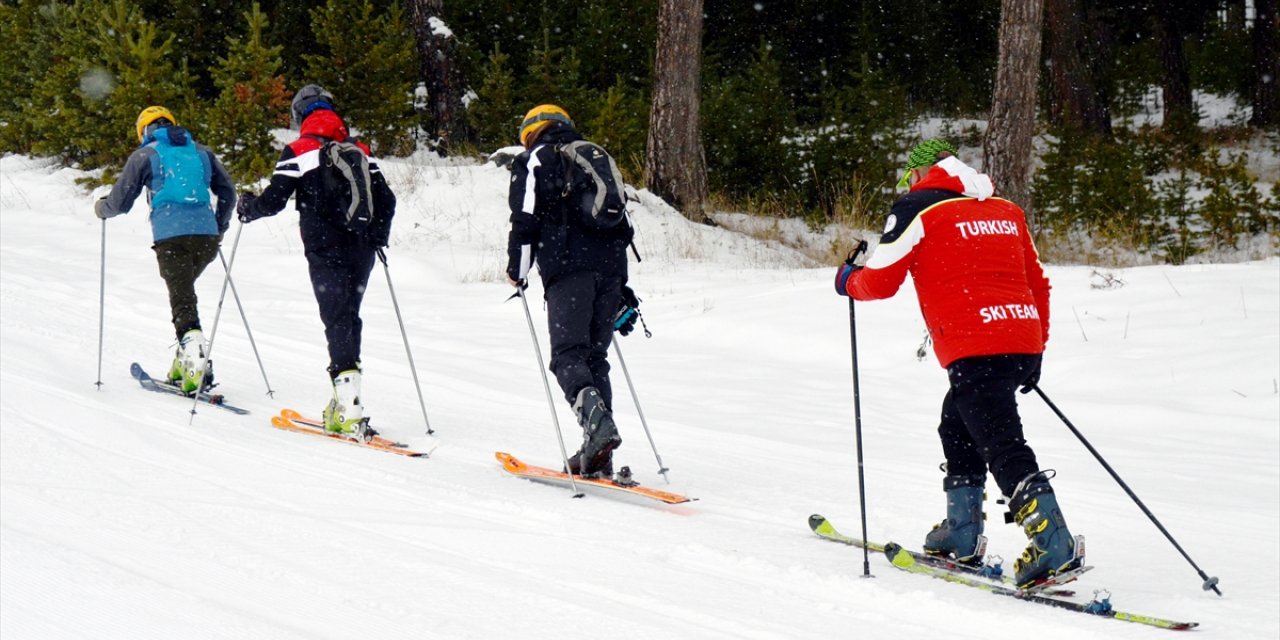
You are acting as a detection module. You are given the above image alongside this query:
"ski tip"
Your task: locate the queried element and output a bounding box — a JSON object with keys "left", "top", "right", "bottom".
{"left": 883, "top": 541, "right": 914, "bottom": 568}
{"left": 808, "top": 514, "right": 827, "bottom": 531}
{"left": 494, "top": 451, "right": 524, "bottom": 473}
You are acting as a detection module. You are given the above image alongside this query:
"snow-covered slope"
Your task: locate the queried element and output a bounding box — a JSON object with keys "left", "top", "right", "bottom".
{"left": 1, "top": 153, "right": 1277, "bottom": 639}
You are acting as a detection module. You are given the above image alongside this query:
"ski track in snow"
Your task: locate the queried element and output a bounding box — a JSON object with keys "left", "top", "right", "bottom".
{"left": 2, "top": 153, "right": 1277, "bottom": 639}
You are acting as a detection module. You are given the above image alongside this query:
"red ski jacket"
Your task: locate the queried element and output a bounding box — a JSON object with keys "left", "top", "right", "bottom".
{"left": 844, "top": 157, "right": 1051, "bottom": 368}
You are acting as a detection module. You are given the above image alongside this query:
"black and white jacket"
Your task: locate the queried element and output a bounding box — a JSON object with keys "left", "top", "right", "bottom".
{"left": 505, "top": 125, "right": 632, "bottom": 286}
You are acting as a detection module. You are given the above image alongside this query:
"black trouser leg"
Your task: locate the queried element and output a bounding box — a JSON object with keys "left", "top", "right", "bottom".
{"left": 546, "top": 271, "right": 622, "bottom": 407}
{"left": 306, "top": 245, "right": 376, "bottom": 377}
{"left": 153, "top": 235, "right": 220, "bottom": 339}
{"left": 941, "top": 354, "right": 1043, "bottom": 497}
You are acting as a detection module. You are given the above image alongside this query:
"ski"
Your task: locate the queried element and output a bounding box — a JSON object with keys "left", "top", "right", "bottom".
{"left": 808, "top": 514, "right": 1076, "bottom": 596}
{"left": 130, "top": 362, "right": 249, "bottom": 415}
{"left": 883, "top": 542, "right": 1198, "bottom": 630}
{"left": 271, "top": 409, "right": 434, "bottom": 458}
{"left": 495, "top": 452, "right": 693, "bottom": 505}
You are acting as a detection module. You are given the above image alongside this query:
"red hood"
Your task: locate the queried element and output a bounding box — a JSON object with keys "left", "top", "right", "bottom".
{"left": 299, "top": 109, "right": 350, "bottom": 142}
{"left": 910, "top": 156, "right": 996, "bottom": 200}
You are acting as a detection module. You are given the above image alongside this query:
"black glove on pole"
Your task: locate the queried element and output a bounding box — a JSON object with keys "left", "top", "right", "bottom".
{"left": 846, "top": 240, "right": 873, "bottom": 578}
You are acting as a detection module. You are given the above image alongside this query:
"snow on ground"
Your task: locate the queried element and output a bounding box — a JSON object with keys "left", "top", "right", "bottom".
{"left": 1, "top": 152, "right": 1278, "bottom": 639}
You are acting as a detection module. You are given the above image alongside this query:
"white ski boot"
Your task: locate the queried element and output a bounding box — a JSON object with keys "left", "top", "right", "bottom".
{"left": 323, "top": 369, "right": 368, "bottom": 438}
{"left": 169, "top": 329, "right": 209, "bottom": 395}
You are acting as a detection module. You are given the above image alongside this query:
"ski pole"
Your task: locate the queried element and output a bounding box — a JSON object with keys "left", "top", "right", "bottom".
{"left": 1030, "top": 386, "right": 1222, "bottom": 596}
{"left": 218, "top": 249, "right": 274, "bottom": 398}
{"left": 189, "top": 222, "right": 245, "bottom": 423}
{"left": 612, "top": 338, "right": 669, "bottom": 482}
{"left": 95, "top": 218, "right": 107, "bottom": 389}
{"left": 514, "top": 283, "right": 583, "bottom": 498}
{"left": 376, "top": 248, "right": 434, "bottom": 436}
{"left": 846, "top": 240, "right": 873, "bottom": 578}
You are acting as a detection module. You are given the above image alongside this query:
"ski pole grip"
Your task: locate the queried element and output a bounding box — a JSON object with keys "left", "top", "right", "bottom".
{"left": 846, "top": 240, "right": 869, "bottom": 266}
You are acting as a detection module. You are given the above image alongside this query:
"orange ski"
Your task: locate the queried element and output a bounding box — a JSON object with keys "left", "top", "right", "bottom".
{"left": 495, "top": 452, "right": 692, "bottom": 504}
{"left": 271, "top": 409, "right": 432, "bottom": 457}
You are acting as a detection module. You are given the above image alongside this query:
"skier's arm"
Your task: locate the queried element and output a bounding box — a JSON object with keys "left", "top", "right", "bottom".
{"left": 246, "top": 147, "right": 300, "bottom": 220}
{"left": 1021, "top": 224, "right": 1052, "bottom": 344}
{"left": 844, "top": 199, "right": 921, "bottom": 300}
{"left": 368, "top": 156, "right": 395, "bottom": 247}
{"left": 205, "top": 148, "right": 236, "bottom": 233}
{"left": 505, "top": 150, "right": 544, "bottom": 282}
{"left": 98, "top": 149, "right": 154, "bottom": 218}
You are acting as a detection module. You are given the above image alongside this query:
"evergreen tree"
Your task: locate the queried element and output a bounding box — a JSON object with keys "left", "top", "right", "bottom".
{"left": 805, "top": 67, "right": 911, "bottom": 219}
{"left": 133, "top": 0, "right": 245, "bottom": 100}
{"left": 585, "top": 78, "right": 648, "bottom": 178}
{"left": 304, "top": 0, "right": 417, "bottom": 156}
{"left": 26, "top": 0, "right": 191, "bottom": 174}
{"left": 202, "top": 2, "right": 291, "bottom": 186}
{"left": 702, "top": 41, "right": 797, "bottom": 199}
{"left": 467, "top": 44, "right": 518, "bottom": 150}
{"left": 524, "top": 24, "right": 587, "bottom": 114}
{"left": 0, "top": 0, "right": 54, "bottom": 153}
{"left": 24, "top": 1, "right": 105, "bottom": 165}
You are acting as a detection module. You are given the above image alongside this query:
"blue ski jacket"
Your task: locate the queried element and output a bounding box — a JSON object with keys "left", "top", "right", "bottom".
{"left": 98, "top": 126, "right": 236, "bottom": 242}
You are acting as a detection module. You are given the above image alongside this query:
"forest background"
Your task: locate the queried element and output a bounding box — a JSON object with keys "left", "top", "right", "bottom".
{"left": 1, "top": 0, "right": 1277, "bottom": 265}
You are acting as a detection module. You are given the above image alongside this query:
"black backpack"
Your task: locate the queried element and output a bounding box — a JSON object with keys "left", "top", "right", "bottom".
{"left": 313, "top": 137, "right": 374, "bottom": 231}
{"left": 556, "top": 140, "right": 627, "bottom": 229}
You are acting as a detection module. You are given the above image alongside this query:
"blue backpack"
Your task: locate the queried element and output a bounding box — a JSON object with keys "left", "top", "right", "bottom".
{"left": 149, "top": 127, "right": 211, "bottom": 208}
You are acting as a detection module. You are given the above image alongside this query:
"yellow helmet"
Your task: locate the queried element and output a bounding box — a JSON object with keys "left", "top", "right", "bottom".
{"left": 136, "top": 106, "right": 177, "bottom": 142}
{"left": 518, "top": 104, "right": 573, "bottom": 148}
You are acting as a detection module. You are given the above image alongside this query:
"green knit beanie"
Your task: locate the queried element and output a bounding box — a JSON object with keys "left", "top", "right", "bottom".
{"left": 897, "top": 138, "right": 958, "bottom": 188}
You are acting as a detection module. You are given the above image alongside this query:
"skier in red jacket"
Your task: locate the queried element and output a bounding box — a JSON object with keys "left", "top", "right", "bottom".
{"left": 835, "top": 139, "right": 1085, "bottom": 589}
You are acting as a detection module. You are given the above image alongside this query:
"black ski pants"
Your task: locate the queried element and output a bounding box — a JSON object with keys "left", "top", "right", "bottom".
{"left": 153, "top": 234, "right": 220, "bottom": 339}
{"left": 545, "top": 270, "right": 622, "bottom": 407}
{"left": 305, "top": 244, "right": 376, "bottom": 378}
{"left": 937, "top": 353, "right": 1042, "bottom": 497}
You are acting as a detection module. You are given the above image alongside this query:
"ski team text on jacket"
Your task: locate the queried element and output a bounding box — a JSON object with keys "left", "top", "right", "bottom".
{"left": 843, "top": 156, "right": 1051, "bottom": 368}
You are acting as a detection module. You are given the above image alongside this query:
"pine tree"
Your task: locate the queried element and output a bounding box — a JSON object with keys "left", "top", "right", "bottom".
{"left": 304, "top": 0, "right": 417, "bottom": 156}
{"left": 25, "top": 1, "right": 106, "bottom": 165}
{"left": 96, "top": 0, "right": 193, "bottom": 171}
{"left": 586, "top": 79, "right": 648, "bottom": 178}
{"left": 0, "top": 0, "right": 56, "bottom": 153}
{"left": 28, "top": 0, "right": 191, "bottom": 175}
{"left": 525, "top": 24, "right": 586, "bottom": 114}
{"left": 202, "top": 2, "right": 291, "bottom": 186}
{"left": 467, "top": 44, "right": 518, "bottom": 150}
{"left": 702, "top": 41, "right": 796, "bottom": 199}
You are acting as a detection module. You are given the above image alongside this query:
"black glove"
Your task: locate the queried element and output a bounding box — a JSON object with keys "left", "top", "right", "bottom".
{"left": 236, "top": 192, "right": 259, "bottom": 223}
{"left": 1020, "top": 358, "right": 1042, "bottom": 394}
{"left": 834, "top": 263, "right": 861, "bottom": 296}
{"left": 614, "top": 285, "right": 641, "bottom": 335}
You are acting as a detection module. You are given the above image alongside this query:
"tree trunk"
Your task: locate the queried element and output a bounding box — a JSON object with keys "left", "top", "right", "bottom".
{"left": 1154, "top": 5, "right": 1195, "bottom": 134}
{"left": 1253, "top": 0, "right": 1278, "bottom": 128}
{"left": 646, "top": 0, "right": 711, "bottom": 224}
{"left": 984, "top": 0, "right": 1045, "bottom": 224}
{"left": 1043, "top": 0, "right": 1111, "bottom": 136}
{"left": 404, "top": 0, "right": 468, "bottom": 154}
